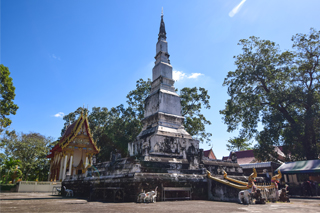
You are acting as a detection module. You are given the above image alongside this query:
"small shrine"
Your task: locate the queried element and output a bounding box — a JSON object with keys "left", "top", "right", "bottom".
{"left": 47, "top": 112, "right": 99, "bottom": 181}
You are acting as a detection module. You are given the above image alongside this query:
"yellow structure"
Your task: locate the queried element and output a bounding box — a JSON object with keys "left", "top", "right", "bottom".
{"left": 206, "top": 168, "right": 282, "bottom": 190}
{"left": 47, "top": 112, "right": 99, "bottom": 181}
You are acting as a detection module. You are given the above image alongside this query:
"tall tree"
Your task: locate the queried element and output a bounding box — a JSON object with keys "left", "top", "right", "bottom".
{"left": 180, "top": 87, "right": 212, "bottom": 143}
{"left": 0, "top": 65, "right": 18, "bottom": 134}
{"left": 220, "top": 28, "right": 320, "bottom": 161}
{"left": 98, "top": 105, "right": 140, "bottom": 162}
{"left": 2, "top": 132, "right": 54, "bottom": 181}
{"left": 126, "top": 78, "right": 152, "bottom": 120}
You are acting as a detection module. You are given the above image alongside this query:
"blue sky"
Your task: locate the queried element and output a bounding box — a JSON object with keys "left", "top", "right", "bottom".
{"left": 1, "top": 0, "right": 320, "bottom": 159}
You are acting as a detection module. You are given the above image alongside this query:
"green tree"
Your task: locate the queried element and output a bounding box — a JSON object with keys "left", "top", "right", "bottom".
{"left": 98, "top": 105, "right": 140, "bottom": 162}
{"left": 220, "top": 28, "right": 320, "bottom": 161}
{"left": 0, "top": 157, "right": 22, "bottom": 183}
{"left": 126, "top": 78, "right": 152, "bottom": 120}
{"left": 180, "top": 87, "right": 212, "bottom": 143}
{"left": 2, "top": 132, "right": 54, "bottom": 180}
{"left": 0, "top": 65, "right": 18, "bottom": 133}
{"left": 226, "top": 137, "right": 252, "bottom": 152}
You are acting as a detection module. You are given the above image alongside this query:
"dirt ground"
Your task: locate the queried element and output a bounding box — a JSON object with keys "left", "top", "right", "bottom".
{"left": 0, "top": 193, "right": 319, "bottom": 213}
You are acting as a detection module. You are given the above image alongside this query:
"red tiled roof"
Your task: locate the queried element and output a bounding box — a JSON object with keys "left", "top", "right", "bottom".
{"left": 46, "top": 113, "right": 99, "bottom": 158}
{"left": 203, "top": 149, "right": 217, "bottom": 160}
{"left": 222, "top": 156, "right": 229, "bottom": 161}
{"left": 203, "top": 150, "right": 210, "bottom": 157}
{"left": 229, "top": 149, "right": 255, "bottom": 158}
{"left": 223, "top": 147, "right": 286, "bottom": 164}
{"left": 46, "top": 120, "right": 79, "bottom": 158}
{"left": 237, "top": 157, "right": 256, "bottom": 165}
{"left": 60, "top": 120, "right": 78, "bottom": 143}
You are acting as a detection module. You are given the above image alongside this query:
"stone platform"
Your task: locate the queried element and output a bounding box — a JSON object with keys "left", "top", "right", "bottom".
{"left": 63, "top": 153, "right": 247, "bottom": 202}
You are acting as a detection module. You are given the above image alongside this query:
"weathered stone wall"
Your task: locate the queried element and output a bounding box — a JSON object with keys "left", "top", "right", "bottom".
{"left": 63, "top": 173, "right": 208, "bottom": 202}
{"left": 207, "top": 178, "right": 240, "bottom": 202}
{"left": 63, "top": 154, "right": 248, "bottom": 202}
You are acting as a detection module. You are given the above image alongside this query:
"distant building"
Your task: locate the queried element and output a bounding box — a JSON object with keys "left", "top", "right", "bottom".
{"left": 46, "top": 112, "right": 99, "bottom": 181}
{"left": 222, "top": 148, "right": 285, "bottom": 177}
{"left": 275, "top": 159, "right": 320, "bottom": 183}
{"left": 203, "top": 148, "right": 216, "bottom": 160}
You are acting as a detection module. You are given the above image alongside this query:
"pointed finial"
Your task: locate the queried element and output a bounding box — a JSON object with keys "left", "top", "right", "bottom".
{"left": 158, "top": 7, "right": 166, "bottom": 40}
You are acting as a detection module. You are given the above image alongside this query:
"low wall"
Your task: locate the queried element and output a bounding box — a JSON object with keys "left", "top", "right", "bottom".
{"left": 18, "top": 181, "right": 61, "bottom": 193}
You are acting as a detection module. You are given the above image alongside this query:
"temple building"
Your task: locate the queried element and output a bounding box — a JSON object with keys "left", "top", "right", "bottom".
{"left": 203, "top": 149, "right": 217, "bottom": 160}
{"left": 222, "top": 148, "right": 284, "bottom": 176}
{"left": 62, "top": 11, "right": 245, "bottom": 202}
{"left": 47, "top": 112, "right": 99, "bottom": 181}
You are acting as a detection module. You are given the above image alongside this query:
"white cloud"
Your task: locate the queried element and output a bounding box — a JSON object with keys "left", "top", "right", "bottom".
{"left": 51, "top": 54, "right": 61, "bottom": 60}
{"left": 173, "top": 71, "right": 186, "bottom": 81}
{"left": 229, "top": 0, "right": 246, "bottom": 18}
{"left": 54, "top": 112, "right": 65, "bottom": 118}
{"left": 188, "top": 73, "right": 203, "bottom": 79}
{"left": 173, "top": 70, "right": 204, "bottom": 81}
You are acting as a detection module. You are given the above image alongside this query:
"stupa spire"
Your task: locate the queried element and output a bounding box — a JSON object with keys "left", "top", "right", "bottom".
{"left": 128, "top": 9, "right": 199, "bottom": 163}
{"left": 158, "top": 8, "right": 166, "bottom": 41}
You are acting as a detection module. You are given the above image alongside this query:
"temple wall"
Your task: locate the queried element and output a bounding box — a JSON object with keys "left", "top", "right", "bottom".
{"left": 207, "top": 178, "right": 240, "bottom": 202}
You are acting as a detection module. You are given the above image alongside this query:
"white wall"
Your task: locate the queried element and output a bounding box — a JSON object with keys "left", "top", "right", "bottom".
{"left": 18, "top": 181, "right": 61, "bottom": 193}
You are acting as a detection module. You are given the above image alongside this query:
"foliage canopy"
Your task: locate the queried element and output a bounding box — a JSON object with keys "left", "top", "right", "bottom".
{"left": 226, "top": 137, "right": 252, "bottom": 152}
{"left": 1, "top": 131, "right": 55, "bottom": 181}
{"left": 220, "top": 28, "right": 320, "bottom": 161}
{"left": 0, "top": 65, "right": 18, "bottom": 133}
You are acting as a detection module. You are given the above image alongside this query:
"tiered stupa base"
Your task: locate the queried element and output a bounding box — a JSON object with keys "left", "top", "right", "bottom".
{"left": 62, "top": 154, "right": 245, "bottom": 202}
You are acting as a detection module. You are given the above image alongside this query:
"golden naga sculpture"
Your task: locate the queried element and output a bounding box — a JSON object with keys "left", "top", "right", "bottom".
{"left": 270, "top": 170, "right": 282, "bottom": 188}
{"left": 206, "top": 170, "right": 249, "bottom": 190}
{"left": 207, "top": 168, "right": 282, "bottom": 190}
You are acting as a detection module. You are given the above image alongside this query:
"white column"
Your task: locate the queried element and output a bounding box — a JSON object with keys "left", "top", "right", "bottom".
{"left": 85, "top": 156, "right": 88, "bottom": 176}
{"left": 48, "top": 160, "right": 52, "bottom": 181}
{"left": 59, "top": 155, "right": 64, "bottom": 180}
{"left": 62, "top": 155, "right": 68, "bottom": 180}
{"left": 69, "top": 155, "right": 73, "bottom": 176}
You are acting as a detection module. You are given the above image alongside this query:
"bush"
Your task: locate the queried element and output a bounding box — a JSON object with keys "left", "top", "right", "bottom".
{"left": 0, "top": 184, "right": 17, "bottom": 192}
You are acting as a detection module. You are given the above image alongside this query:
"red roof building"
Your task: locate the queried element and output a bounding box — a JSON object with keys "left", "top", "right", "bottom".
{"left": 203, "top": 148, "right": 217, "bottom": 160}
{"left": 222, "top": 148, "right": 285, "bottom": 176}
{"left": 47, "top": 112, "right": 99, "bottom": 181}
